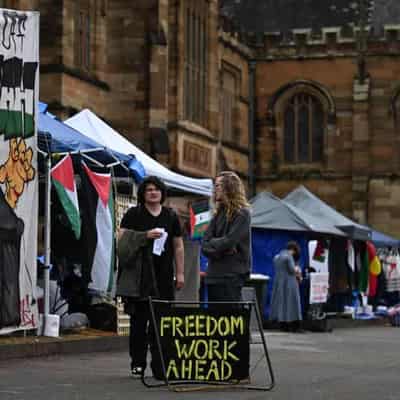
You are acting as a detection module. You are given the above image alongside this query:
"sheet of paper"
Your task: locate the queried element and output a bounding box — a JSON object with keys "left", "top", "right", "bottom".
{"left": 153, "top": 229, "right": 168, "bottom": 256}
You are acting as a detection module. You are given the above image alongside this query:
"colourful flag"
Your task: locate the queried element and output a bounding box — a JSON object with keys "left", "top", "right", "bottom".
{"left": 189, "top": 200, "right": 211, "bottom": 239}
{"left": 312, "top": 240, "right": 326, "bottom": 262}
{"left": 80, "top": 162, "right": 115, "bottom": 294}
{"left": 51, "top": 154, "right": 81, "bottom": 240}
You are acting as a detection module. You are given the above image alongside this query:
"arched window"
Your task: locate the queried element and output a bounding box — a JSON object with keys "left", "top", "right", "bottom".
{"left": 283, "top": 93, "right": 324, "bottom": 164}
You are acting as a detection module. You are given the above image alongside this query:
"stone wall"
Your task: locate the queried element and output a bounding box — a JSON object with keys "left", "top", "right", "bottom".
{"left": 253, "top": 25, "right": 400, "bottom": 236}
{"left": 255, "top": 57, "right": 357, "bottom": 177}
{"left": 369, "top": 178, "right": 400, "bottom": 236}
{"left": 168, "top": 0, "right": 251, "bottom": 178}
{"left": 14, "top": 0, "right": 400, "bottom": 237}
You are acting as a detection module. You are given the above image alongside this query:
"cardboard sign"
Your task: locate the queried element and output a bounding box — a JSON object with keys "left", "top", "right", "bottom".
{"left": 309, "top": 273, "right": 329, "bottom": 304}
{"left": 154, "top": 306, "right": 250, "bottom": 382}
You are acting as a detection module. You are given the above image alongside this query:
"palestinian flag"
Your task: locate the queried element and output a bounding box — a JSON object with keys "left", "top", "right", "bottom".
{"left": 80, "top": 162, "right": 115, "bottom": 294}
{"left": 190, "top": 200, "right": 211, "bottom": 239}
{"left": 51, "top": 154, "right": 81, "bottom": 240}
{"left": 312, "top": 240, "right": 326, "bottom": 262}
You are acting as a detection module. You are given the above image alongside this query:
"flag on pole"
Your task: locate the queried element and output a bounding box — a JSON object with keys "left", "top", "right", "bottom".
{"left": 80, "top": 162, "right": 115, "bottom": 294}
{"left": 51, "top": 154, "right": 81, "bottom": 240}
{"left": 189, "top": 200, "right": 211, "bottom": 239}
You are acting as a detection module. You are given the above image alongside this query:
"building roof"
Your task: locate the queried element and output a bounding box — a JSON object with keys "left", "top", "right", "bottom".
{"left": 220, "top": 0, "right": 400, "bottom": 37}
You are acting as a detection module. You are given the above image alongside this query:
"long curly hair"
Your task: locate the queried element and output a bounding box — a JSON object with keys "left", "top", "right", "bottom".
{"left": 214, "top": 171, "right": 250, "bottom": 220}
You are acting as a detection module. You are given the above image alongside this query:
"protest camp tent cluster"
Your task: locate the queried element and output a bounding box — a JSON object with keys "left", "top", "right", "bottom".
{"left": 252, "top": 186, "right": 400, "bottom": 322}
{"left": 282, "top": 186, "right": 374, "bottom": 314}
{"left": 36, "top": 103, "right": 147, "bottom": 331}
{"left": 35, "top": 103, "right": 213, "bottom": 335}
{"left": 250, "top": 191, "right": 346, "bottom": 318}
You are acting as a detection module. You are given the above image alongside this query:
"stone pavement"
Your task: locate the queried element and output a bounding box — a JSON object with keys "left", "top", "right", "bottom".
{"left": 0, "top": 325, "right": 399, "bottom": 400}
{"left": 0, "top": 316, "right": 388, "bottom": 362}
{"left": 0, "top": 329, "right": 128, "bottom": 361}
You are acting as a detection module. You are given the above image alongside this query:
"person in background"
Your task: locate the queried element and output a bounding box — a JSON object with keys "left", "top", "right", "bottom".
{"left": 269, "top": 241, "right": 303, "bottom": 333}
{"left": 201, "top": 171, "right": 251, "bottom": 303}
{"left": 116, "top": 176, "right": 184, "bottom": 378}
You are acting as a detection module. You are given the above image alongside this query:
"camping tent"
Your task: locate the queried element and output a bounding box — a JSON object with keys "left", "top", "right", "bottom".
{"left": 37, "top": 104, "right": 146, "bottom": 329}
{"left": 284, "top": 186, "right": 372, "bottom": 241}
{"left": 65, "top": 109, "right": 213, "bottom": 196}
{"left": 250, "top": 192, "right": 345, "bottom": 318}
{"left": 371, "top": 229, "right": 400, "bottom": 248}
{"left": 251, "top": 191, "right": 346, "bottom": 237}
{"left": 38, "top": 104, "right": 145, "bottom": 180}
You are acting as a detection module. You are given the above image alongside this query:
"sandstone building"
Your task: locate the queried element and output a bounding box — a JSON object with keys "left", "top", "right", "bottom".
{"left": 4, "top": 0, "right": 251, "bottom": 184}
{"left": 222, "top": 0, "right": 400, "bottom": 236}
{"left": 4, "top": 0, "right": 400, "bottom": 236}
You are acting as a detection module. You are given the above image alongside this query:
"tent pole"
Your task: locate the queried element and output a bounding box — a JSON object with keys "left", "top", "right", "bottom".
{"left": 43, "top": 153, "right": 52, "bottom": 334}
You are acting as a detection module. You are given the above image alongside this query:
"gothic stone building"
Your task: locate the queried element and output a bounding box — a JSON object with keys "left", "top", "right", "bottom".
{"left": 5, "top": 0, "right": 250, "bottom": 185}
{"left": 6, "top": 0, "right": 400, "bottom": 236}
{"left": 222, "top": 0, "right": 400, "bottom": 237}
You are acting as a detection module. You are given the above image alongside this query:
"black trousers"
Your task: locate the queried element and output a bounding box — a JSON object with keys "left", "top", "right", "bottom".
{"left": 128, "top": 300, "right": 163, "bottom": 374}
{"left": 207, "top": 274, "right": 246, "bottom": 303}
{"left": 129, "top": 301, "right": 152, "bottom": 369}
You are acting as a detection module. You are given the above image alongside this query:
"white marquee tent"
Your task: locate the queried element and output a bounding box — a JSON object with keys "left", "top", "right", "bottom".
{"left": 65, "top": 109, "right": 213, "bottom": 196}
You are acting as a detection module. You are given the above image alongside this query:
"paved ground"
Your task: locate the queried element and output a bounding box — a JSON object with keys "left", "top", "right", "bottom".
{"left": 0, "top": 326, "right": 399, "bottom": 400}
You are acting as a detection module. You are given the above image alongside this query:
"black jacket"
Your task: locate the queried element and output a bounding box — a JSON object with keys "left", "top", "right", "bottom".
{"left": 202, "top": 207, "right": 251, "bottom": 277}
{"left": 116, "top": 229, "right": 159, "bottom": 300}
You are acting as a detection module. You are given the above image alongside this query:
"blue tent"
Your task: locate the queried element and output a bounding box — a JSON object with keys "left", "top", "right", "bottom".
{"left": 252, "top": 229, "right": 310, "bottom": 319}
{"left": 38, "top": 103, "right": 145, "bottom": 181}
{"left": 249, "top": 192, "right": 346, "bottom": 319}
{"left": 370, "top": 229, "right": 400, "bottom": 248}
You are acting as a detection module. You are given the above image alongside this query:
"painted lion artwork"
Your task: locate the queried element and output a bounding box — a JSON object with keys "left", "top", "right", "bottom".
{"left": 0, "top": 138, "right": 35, "bottom": 209}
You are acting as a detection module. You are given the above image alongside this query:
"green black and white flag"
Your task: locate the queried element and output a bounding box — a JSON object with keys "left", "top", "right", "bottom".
{"left": 189, "top": 200, "right": 211, "bottom": 239}
{"left": 80, "top": 162, "right": 115, "bottom": 294}
{"left": 51, "top": 154, "right": 81, "bottom": 240}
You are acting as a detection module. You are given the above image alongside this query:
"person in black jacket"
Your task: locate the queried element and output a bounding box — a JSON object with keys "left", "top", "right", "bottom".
{"left": 117, "top": 176, "right": 184, "bottom": 378}
{"left": 202, "top": 171, "right": 251, "bottom": 303}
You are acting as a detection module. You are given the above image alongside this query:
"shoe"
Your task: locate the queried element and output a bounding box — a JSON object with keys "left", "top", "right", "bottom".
{"left": 131, "top": 366, "right": 144, "bottom": 378}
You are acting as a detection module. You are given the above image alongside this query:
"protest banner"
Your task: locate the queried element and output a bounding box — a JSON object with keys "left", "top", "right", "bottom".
{"left": 0, "top": 8, "right": 39, "bottom": 334}
{"left": 309, "top": 273, "right": 329, "bottom": 304}
{"left": 153, "top": 306, "right": 250, "bottom": 382}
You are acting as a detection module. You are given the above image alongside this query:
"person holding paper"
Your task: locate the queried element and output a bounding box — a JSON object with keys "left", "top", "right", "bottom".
{"left": 201, "top": 171, "right": 251, "bottom": 303}
{"left": 116, "top": 176, "right": 184, "bottom": 378}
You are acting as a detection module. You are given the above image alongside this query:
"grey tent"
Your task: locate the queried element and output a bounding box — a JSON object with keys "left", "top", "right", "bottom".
{"left": 284, "top": 186, "right": 371, "bottom": 241}
{"left": 250, "top": 192, "right": 346, "bottom": 237}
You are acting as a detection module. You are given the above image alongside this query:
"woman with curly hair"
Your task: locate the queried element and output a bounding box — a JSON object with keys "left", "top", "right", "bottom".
{"left": 201, "top": 171, "right": 251, "bottom": 302}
